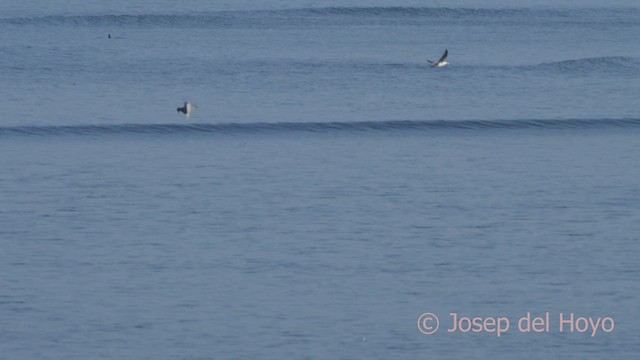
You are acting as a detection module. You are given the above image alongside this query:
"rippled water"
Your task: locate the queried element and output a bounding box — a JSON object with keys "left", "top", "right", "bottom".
{"left": 2, "top": 4, "right": 640, "bottom": 126}
{"left": 1, "top": 1, "right": 639, "bottom": 359}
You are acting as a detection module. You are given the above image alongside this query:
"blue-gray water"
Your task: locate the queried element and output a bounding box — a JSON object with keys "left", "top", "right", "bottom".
{"left": 1, "top": 1, "right": 639, "bottom": 359}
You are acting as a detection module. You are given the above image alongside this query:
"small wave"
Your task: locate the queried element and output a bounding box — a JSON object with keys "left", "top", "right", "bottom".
{"left": 0, "top": 9, "right": 482, "bottom": 28}
{"left": 2, "top": 7, "right": 637, "bottom": 28}
{"left": 0, "top": 14, "right": 233, "bottom": 27}
{"left": 300, "top": 6, "right": 638, "bottom": 20}
{"left": 2, "top": 119, "right": 639, "bottom": 138}
{"left": 303, "top": 7, "right": 522, "bottom": 17}
{"left": 531, "top": 56, "right": 640, "bottom": 73}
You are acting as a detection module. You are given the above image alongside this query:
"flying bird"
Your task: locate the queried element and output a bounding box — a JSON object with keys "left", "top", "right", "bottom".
{"left": 427, "top": 49, "right": 449, "bottom": 67}
{"left": 177, "top": 101, "right": 196, "bottom": 120}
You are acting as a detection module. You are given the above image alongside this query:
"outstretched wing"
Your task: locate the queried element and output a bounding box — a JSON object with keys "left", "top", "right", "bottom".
{"left": 438, "top": 49, "right": 448, "bottom": 63}
{"left": 426, "top": 60, "right": 434, "bottom": 64}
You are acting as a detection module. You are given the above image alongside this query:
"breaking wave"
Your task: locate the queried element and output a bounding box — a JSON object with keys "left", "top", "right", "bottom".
{"left": 2, "top": 118, "right": 639, "bottom": 138}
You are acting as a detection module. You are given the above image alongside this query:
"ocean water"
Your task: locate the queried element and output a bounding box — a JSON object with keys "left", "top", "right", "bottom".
{"left": 1, "top": 1, "right": 639, "bottom": 359}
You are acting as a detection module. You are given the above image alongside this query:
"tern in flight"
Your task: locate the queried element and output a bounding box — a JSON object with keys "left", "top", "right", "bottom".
{"left": 427, "top": 49, "right": 449, "bottom": 67}
{"left": 177, "top": 101, "right": 196, "bottom": 120}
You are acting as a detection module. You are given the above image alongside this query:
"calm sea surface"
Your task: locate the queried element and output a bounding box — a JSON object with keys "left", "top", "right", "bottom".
{"left": 1, "top": 1, "right": 639, "bottom": 359}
